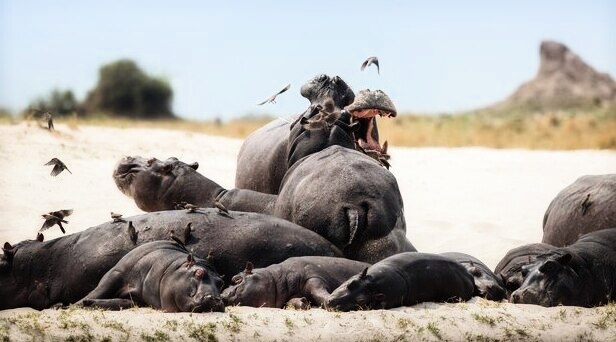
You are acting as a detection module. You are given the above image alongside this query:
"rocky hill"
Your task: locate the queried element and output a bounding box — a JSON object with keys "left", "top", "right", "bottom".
{"left": 493, "top": 40, "right": 616, "bottom": 111}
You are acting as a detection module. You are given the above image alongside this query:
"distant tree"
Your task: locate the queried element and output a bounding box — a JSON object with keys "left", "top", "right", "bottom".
{"left": 27, "top": 89, "right": 78, "bottom": 116}
{"left": 84, "top": 59, "right": 174, "bottom": 118}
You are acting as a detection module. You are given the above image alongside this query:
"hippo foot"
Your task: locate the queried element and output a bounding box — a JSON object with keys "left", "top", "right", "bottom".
{"left": 286, "top": 297, "right": 311, "bottom": 310}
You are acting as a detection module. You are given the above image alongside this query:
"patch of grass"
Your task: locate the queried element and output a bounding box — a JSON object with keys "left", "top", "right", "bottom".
{"left": 556, "top": 308, "right": 567, "bottom": 321}
{"left": 303, "top": 316, "right": 314, "bottom": 325}
{"left": 472, "top": 313, "right": 497, "bottom": 327}
{"left": 140, "top": 330, "right": 170, "bottom": 342}
{"left": 187, "top": 322, "right": 217, "bottom": 342}
{"left": 464, "top": 333, "right": 499, "bottom": 342}
{"left": 397, "top": 318, "right": 412, "bottom": 329}
{"left": 426, "top": 322, "right": 442, "bottom": 340}
{"left": 162, "top": 320, "right": 178, "bottom": 332}
{"left": 222, "top": 313, "right": 243, "bottom": 333}
{"left": 102, "top": 320, "right": 130, "bottom": 341}
{"left": 284, "top": 316, "right": 295, "bottom": 335}
{"left": 13, "top": 312, "right": 44, "bottom": 338}
{"left": 65, "top": 332, "right": 95, "bottom": 342}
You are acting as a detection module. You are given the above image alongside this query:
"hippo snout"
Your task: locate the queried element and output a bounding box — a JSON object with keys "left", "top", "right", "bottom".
{"left": 510, "top": 288, "right": 539, "bottom": 304}
{"left": 193, "top": 294, "right": 225, "bottom": 313}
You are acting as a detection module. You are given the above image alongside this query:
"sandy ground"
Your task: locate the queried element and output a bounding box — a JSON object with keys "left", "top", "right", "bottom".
{"left": 1, "top": 121, "right": 616, "bottom": 340}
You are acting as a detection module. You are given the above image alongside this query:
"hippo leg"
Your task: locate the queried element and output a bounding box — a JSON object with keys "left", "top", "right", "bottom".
{"left": 81, "top": 298, "right": 137, "bottom": 310}
{"left": 304, "top": 278, "right": 334, "bottom": 307}
{"left": 84, "top": 269, "right": 127, "bottom": 299}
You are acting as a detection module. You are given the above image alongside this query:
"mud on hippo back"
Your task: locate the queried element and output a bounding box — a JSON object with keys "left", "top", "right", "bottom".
{"left": 542, "top": 174, "right": 616, "bottom": 247}
{"left": 511, "top": 228, "right": 616, "bottom": 307}
{"left": 0, "top": 209, "right": 341, "bottom": 310}
{"left": 235, "top": 74, "right": 396, "bottom": 194}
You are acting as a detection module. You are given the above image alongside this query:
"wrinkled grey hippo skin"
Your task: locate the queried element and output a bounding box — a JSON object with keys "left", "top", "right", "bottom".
{"left": 326, "top": 252, "right": 474, "bottom": 311}
{"left": 0, "top": 210, "right": 341, "bottom": 310}
{"left": 493, "top": 243, "right": 557, "bottom": 296}
{"left": 221, "top": 256, "right": 370, "bottom": 308}
{"left": 511, "top": 228, "right": 616, "bottom": 307}
{"left": 542, "top": 174, "right": 616, "bottom": 247}
{"left": 441, "top": 252, "right": 506, "bottom": 301}
{"left": 235, "top": 74, "right": 356, "bottom": 194}
{"left": 80, "top": 241, "right": 225, "bottom": 312}
{"left": 236, "top": 75, "right": 397, "bottom": 194}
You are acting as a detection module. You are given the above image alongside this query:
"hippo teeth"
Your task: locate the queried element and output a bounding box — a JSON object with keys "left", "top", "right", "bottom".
{"left": 358, "top": 138, "right": 382, "bottom": 153}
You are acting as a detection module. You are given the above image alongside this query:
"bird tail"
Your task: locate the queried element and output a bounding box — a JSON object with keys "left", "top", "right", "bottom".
{"left": 58, "top": 222, "right": 66, "bottom": 234}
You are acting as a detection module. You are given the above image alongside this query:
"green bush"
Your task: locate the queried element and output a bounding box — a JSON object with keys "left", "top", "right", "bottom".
{"left": 27, "top": 89, "right": 77, "bottom": 116}
{"left": 84, "top": 59, "right": 174, "bottom": 118}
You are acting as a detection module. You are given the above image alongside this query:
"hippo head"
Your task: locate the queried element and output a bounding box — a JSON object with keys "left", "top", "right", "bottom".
{"left": 326, "top": 267, "right": 387, "bottom": 311}
{"left": 113, "top": 156, "right": 201, "bottom": 211}
{"left": 221, "top": 262, "right": 279, "bottom": 308}
{"left": 467, "top": 264, "right": 506, "bottom": 301}
{"left": 300, "top": 74, "right": 355, "bottom": 110}
{"left": 510, "top": 253, "right": 583, "bottom": 307}
{"left": 170, "top": 257, "right": 225, "bottom": 312}
{"left": 288, "top": 89, "right": 397, "bottom": 168}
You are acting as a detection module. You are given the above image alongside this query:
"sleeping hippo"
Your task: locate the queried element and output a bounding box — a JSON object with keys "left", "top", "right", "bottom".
{"left": 511, "top": 228, "right": 616, "bottom": 307}
{"left": 0, "top": 209, "right": 341, "bottom": 310}
{"left": 441, "top": 252, "right": 506, "bottom": 301}
{"left": 113, "top": 95, "right": 414, "bottom": 264}
{"left": 494, "top": 243, "right": 557, "bottom": 296}
{"left": 326, "top": 252, "right": 475, "bottom": 311}
{"left": 236, "top": 74, "right": 396, "bottom": 194}
{"left": 221, "top": 256, "right": 370, "bottom": 309}
{"left": 542, "top": 174, "right": 616, "bottom": 247}
{"left": 80, "top": 241, "right": 225, "bottom": 312}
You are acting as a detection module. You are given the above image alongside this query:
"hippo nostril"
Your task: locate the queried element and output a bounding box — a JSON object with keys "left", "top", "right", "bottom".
{"left": 511, "top": 292, "right": 521, "bottom": 303}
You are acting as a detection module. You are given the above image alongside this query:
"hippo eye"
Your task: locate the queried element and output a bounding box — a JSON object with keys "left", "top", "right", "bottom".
{"left": 194, "top": 269, "right": 206, "bottom": 280}
{"left": 232, "top": 275, "right": 243, "bottom": 285}
{"left": 470, "top": 267, "right": 482, "bottom": 277}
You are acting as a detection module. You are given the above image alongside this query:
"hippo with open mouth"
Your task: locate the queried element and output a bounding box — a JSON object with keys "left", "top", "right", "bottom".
{"left": 236, "top": 74, "right": 396, "bottom": 194}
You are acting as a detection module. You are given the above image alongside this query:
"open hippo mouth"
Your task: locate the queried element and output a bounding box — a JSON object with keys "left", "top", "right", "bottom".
{"left": 345, "top": 89, "right": 397, "bottom": 166}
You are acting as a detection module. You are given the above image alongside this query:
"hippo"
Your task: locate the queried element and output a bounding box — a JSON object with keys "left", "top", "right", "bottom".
{"left": 236, "top": 74, "right": 396, "bottom": 194}
{"left": 221, "top": 256, "right": 370, "bottom": 309}
{"left": 0, "top": 209, "right": 341, "bottom": 310}
{"left": 113, "top": 97, "right": 414, "bottom": 264}
{"left": 542, "top": 174, "right": 616, "bottom": 247}
{"left": 326, "top": 252, "right": 475, "bottom": 311}
{"left": 80, "top": 241, "right": 225, "bottom": 312}
{"left": 441, "top": 252, "right": 506, "bottom": 301}
{"left": 493, "top": 243, "right": 557, "bottom": 296}
{"left": 511, "top": 228, "right": 616, "bottom": 307}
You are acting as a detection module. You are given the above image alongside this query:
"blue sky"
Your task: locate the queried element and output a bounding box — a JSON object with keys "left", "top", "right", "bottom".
{"left": 1, "top": 1, "right": 614, "bottom": 119}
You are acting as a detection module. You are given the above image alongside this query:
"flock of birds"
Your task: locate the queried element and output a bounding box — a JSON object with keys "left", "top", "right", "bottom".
{"left": 256, "top": 56, "right": 380, "bottom": 105}
{"left": 32, "top": 56, "right": 381, "bottom": 243}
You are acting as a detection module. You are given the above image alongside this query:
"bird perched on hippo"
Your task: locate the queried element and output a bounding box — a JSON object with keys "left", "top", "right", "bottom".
{"left": 0, "top": 209, "right": 341, "bottom": 310}
{"left": 113, "top": 114, "right": 414, "bottom": 263}
{"left": 235, "top": 74, "right": 396, "bottom": 194}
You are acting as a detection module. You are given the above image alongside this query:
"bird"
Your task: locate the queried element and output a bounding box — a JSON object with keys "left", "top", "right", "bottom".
{"left": 581, "top": 194, "right": 592, "bottom": 215}
{"left": 361, "top": 56, "right": 380, "bottom": 74}
{"left": 43, "top": 112, "right": 54, "bottom": 131}
{"left": 40, "top": 209, "right": 73, "bottom": 234}
{"left": 214, "top": 201, "right": 232, "bottom": 218}
{"left": 127, "top": 221, "right": 138, "bottom": 244}
{"left": 183, "top": 223, "right": 193, "bottom": 243}
{"left": 185, "top": 204, "right": 198, "bottom": 213}
{"left": 36, "top": 232, "right": 44, "bottom": 242}
{"left": 111, "top": 212, "right": 124, "bottom": 223}
{"left": 44, "top": 158, "right": 71, "bottom": 176}
{"left": 257, "top": 84, "right": 291, "bottom": 105}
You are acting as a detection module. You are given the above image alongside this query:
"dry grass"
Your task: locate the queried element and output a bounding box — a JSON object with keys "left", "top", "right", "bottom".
{"left": 3, "top": 107, "right": 615, "bottom": 149}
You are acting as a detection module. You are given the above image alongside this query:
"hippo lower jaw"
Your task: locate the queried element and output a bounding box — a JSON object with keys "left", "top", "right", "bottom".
{"left": 191, "top": 298, "right": 225, "bottom": 313}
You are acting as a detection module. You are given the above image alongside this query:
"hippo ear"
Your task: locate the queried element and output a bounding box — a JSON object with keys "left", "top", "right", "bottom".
{"left": 359, "top": 267, "right": 369, "bottom": 279}
{"left": 189, "top": 162, "right": 199, "bottom": 170}
{"left": 244, "top": 261, "right": 254, "bottom": 275}
{"left": 3, "top": 242, "right": 12, "bottom": 251}
{"left": 539, "top": 259, "right": 561, "bottom": 274}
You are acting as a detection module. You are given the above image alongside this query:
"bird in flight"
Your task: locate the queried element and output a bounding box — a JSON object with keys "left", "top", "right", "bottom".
{"left": 257, "top": 84, "right": 291, "bottom": 105}
{"left": 361, "top": 56, "right": 380, "bottom": 74}
{"left": 44, "top": 158, "right": 72, "bottom": 176}
{"left": 40, "top": 209, "right": 73, "bottom": 234}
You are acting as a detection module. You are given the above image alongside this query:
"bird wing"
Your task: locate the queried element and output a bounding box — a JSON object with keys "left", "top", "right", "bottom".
{"left": 40, "top": 218, "right": 56, "bottom": 231}
{"left": 361, "top": 58, "right": 370, "bottom": 71}
{"left": 50, "top": 164, "right": 64, "bottom": 176}
{"left": 277, "top": 84, "right": 291, "bottom": 95}
{"left": 257, "top": 84, "right": 291, "bottom": 105}
{"left": 257, "top": 96, "right": 274, "bottom": 106}
{"left": 44, "top": 159, "right": 58, "bottom": 166}
{"left": 56, "top": 209, "right": 73, "bottom": 218}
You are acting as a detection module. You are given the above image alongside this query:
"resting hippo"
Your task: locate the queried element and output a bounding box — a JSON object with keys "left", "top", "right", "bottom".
{"left": 441, "top": 252, "right": 506, "bottom": 301}
{"left": 493, "top": 243, "right": 557, "bottom": 295}
{"left": 236, "top": 74, "right": 396, "bottom": 194}
{"left": 511, "top": 228, "right": 616, "bottom": 307}
{"left": 80, "top": 241, "right": 225, "bottom": 312}
{"left": 542, "top": 174, "right": 616, "bottom": 246}
{"left": 0, "top": 209, "right": 341, "bottom": 310}
{"left": 114, "top": 100, "right": 414, "bottom": 263}
{"left": 221, "top": 256, "right": 370, "bottom": 309}
{"left": 326, "top": 252, "right": 474, "bottom": 311}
